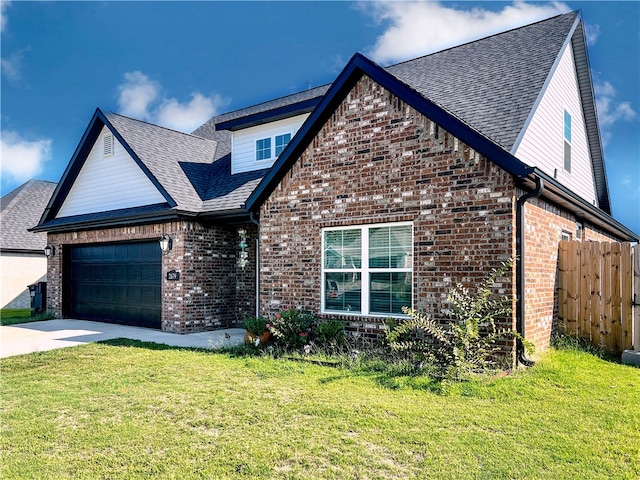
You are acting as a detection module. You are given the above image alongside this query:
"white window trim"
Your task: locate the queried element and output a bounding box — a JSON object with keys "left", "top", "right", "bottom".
{"left": 321, "top": 221, "right": 413, "bottom": 318}
{"left": 255, "top": 131, "right": 293, "bottom": 163}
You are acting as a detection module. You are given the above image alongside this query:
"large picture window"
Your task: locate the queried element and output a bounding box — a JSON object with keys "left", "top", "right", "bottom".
{"left": 322, "top": 223, "right": 412, "bottom": 316}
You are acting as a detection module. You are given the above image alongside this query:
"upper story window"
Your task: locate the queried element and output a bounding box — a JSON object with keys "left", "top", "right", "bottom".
{"left": 256, "top": 133, "right": 292, "bottom": 162}
{"left": 256, "top": 138, "right": 271, "bottom": 161}
{"left": 563, "top": 110, "right": 571, "bottom": 172}
{"left": 275, "top": 133, "right": 291, "bottom": 156}
{"left": 322, "top": 222, "right": 413, "bottom": 316}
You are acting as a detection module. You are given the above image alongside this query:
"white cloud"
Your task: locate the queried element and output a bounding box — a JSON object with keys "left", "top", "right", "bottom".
{"left": 116, "top": 71, "right": 226, "bottom": 132}
{"left": 1, "top": 50, "right": 24, "bottom": 84}
{"left": 0, "top": 130, "right": 52, "bottom": 183}
{"left": 155, "top": 93, "right": 226, "bottom": 132}
{"left": 584, "top": 23, "right": 601, "bottom": 46}
{"left": 117, "top": 71, "right": 160, "bottom": 120}
{"left": 595, "top": 80, "right": 637, "bottom": 128}
{"left": 361, "top": 1, "right": 570, "bottom": 64}
{"left": 1, "top": 1, "right": 10, "bottom": 33}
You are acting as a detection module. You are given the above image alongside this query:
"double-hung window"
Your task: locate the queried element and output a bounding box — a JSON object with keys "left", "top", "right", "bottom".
{"left": 322, "top": 222, "right": 412, "bottom": 316}
{"left": 563, "top": 110, "right": 572, "bottom": 172}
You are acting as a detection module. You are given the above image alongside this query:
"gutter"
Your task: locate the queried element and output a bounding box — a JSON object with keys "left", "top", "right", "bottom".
{"left": 515, "top": 176, "right": 544, "bottom": 367}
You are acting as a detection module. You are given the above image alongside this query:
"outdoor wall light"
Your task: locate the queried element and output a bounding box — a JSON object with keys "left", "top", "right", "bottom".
{"left": 159, "top": 234, "right": 172, "bottom": 255}
{"left": 43, "top": 244, "right": 55, "bottom": 258}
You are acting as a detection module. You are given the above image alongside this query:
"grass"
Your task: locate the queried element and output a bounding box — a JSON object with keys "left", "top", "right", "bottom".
{"left": 0, "top": 308, "right": 54, "bottom": 326}
{"left": 1, "top": 340, "right": 639, "bottom": 479}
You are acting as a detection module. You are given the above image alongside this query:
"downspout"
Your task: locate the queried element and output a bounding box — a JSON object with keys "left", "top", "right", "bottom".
{"left": 515, "top": 176, "right": 544, "bottom": 367}
{"left": 249, "top": 211, "right": 260, "bottom": 318}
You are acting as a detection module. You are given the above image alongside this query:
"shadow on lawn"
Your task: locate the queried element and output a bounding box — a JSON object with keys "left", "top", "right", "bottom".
{"left": 98, "top": 339, "right": 450, "bottom": 394}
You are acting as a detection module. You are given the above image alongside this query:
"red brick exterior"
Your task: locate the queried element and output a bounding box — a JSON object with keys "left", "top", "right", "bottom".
{"left": 46, "top": 221, "right": 256, "bottom": 333}
{"left": 259, "top": 76, "right": 518, "bottom": 345}
{"left": 521, "top": 196, "right": 621, "bottom": 353}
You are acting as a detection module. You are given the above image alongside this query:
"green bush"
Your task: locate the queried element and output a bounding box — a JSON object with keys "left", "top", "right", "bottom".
{"left": 269, "top": 307, "right": 315, "bottom": 351}
{"left": 386, "top": 258, "right": 533, "bottom": 380}
{"left": 242, "top": 316, "right": 270, "bottom": 336}
{"left": 315, "top": 318, "right": 346, "bottom": 349}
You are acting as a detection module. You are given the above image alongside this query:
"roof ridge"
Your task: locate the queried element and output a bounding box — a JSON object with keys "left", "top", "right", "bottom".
{"left": 387, "top": 11, "right": 577, "bottom": 69}
{"left": 107, "top": 112, "right": 216, "bottom": 142}
{"left": 209, "top": 85, "right": 329, "bottom": 121}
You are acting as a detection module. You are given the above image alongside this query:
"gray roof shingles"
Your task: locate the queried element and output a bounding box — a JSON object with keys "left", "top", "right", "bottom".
{"left": 44, "top": 12, "right": 583, "bottom": 223}
{"left": 386, "top": 12, "right": 578, "bottom": 151}
{"left": 1, "top": 179, "right": 57, "bottom": 251}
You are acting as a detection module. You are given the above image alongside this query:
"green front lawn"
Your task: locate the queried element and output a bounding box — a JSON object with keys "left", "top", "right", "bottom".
{"left": 1, "top": 341, "right": 638, "bottom": 479}
{"left": 0, "top": 309, "right": 53, "bottom": 326}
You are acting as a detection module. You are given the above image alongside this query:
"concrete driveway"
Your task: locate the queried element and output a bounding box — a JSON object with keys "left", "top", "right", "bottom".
{"left": 0, "top": 319, "right": 245, "bottom": 358}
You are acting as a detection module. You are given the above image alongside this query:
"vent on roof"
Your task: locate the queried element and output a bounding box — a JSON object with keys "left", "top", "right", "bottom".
{"left": 103, "top": 133, "right": 114, "bottom": 157}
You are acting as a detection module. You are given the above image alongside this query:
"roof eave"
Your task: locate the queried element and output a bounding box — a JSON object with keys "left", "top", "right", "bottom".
{"left": 215, "top": 97, "right": 322, "bottom": 131}
{"left": 30, "top": 207, "right": 181, "bottom": 234}
{"left": 525, "top": 168, "right": 638, "bottom": 242}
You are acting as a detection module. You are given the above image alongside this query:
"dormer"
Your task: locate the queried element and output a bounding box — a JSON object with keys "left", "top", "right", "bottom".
{"left": 229, "top": 114, "right": 309, "bottom": 174}
{"left": 211, "top": 92, "right": 325, "bottom": 175}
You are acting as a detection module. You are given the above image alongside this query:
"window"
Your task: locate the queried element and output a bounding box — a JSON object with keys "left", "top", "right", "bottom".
{"left": 256, "top": 132, "right": 292, "bottom": 161}
{"left": 275, "top": 133, "right": 291, "bottom": 156}
{"left": 322, "top": 223, "right": 412, "bottom": 316}
{"left": 561, "top": 230, "right": 572, "bottom": 241}
{"left": 563, "top": 110, "right": 571, "bottom": 172}
{"left": 256, "top": 138, "right": 271, "bottom": 161}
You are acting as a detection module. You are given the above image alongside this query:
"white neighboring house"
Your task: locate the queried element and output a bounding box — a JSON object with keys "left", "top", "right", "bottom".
{"left": 0, "top": 179, "right": 57, "bottom": 309}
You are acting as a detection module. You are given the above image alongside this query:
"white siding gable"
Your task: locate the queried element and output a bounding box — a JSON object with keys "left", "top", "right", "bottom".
{"left": 231, "top": 114, "right": 309, "bottom": 174}
{"left": 56, "top": 126, "right": 167, "bottom": 218}
{"left": 514, "top": 43, "right": 597, "bottom": 206}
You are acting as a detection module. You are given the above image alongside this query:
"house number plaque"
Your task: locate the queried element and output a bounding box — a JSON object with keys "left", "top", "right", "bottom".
{"left": 167, "top": 270, "right": 180, "bottom": 281}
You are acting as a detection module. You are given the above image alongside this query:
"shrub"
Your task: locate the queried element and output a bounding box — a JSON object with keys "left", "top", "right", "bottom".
{"left": 386, "top": 258, "right": 532, "bottom": 380}
{"left": 242, "top": 316, "right": 270, "bottom": 336}
{"left": 315, "top": 318, "right": 346, "bottom": 349}
{"left": 269, "top": 307, "right": 315, "bottom": 351}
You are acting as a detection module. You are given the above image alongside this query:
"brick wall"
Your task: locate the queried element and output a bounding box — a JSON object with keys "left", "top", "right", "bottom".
{"left": 522, "top": 196, "right": 623, "bottom": 353}
{"left": 259, "top": 75, "right": 518, "bottom": 345}
{"left": 46, "top": 220, "right": 255, "bottom": 333}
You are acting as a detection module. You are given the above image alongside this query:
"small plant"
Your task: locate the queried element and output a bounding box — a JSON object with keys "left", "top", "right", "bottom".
{"left": 242, "top": 316, "right": 270, "bottom": 336}
{"left": 268, "top": 307, "right": 316, "bottom": 351}
{"left": 386, "top": 258, "right": 533, "bottom": 380}
{"left": 315, "top": 318, "right": 346, "bottom": 349}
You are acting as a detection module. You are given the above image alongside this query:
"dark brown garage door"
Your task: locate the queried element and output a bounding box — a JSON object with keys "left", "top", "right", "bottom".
{"left": 65, "top": 242, "right": 161, "bottom": 328}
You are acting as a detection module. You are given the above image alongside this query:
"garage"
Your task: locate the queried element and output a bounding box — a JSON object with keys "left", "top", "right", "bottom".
{"left": 65, "top": 241, "right": 162, "bottom": 328}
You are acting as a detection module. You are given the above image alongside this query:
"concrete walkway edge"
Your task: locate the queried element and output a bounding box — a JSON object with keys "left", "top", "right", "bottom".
{"left": 0, "top": 319, "right": 245, "bottom": 358}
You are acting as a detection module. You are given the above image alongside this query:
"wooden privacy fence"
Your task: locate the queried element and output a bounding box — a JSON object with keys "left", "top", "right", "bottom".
{"left": 558, "top": 240, "right": 638, "bottom": 355}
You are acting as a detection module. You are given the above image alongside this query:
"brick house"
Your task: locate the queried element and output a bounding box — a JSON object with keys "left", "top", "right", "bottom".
{"left": 1, "top": 179, "right": 57, "bottom": 309}
{"left": 34, "top": 12, "right": 638, "bottom": 361}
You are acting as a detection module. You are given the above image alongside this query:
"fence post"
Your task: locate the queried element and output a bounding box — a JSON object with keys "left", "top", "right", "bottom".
{"left": 634, "top": 245, "right": 639, "bottom": 352}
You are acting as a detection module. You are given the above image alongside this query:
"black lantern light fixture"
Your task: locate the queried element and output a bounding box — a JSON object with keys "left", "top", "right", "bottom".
{"left": 159, "top": 234, "right": 172, "bottom": 255}
{"left": 43, "top": 244, "right": 55, "bottom": 258}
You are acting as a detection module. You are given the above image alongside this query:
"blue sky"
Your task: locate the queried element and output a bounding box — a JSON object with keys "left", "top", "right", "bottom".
{"left": 1, "top": 1, "right": 638, "bottom": 234}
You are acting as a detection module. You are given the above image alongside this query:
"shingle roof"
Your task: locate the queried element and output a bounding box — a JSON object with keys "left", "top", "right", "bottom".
{"left": 386, "top": 11, "right": 579, "bottom": 151}
{"left": 192, "top": 85, "right": 329, "bottom": 138}
{"left": 1, "top": 179, "right": 57, "bottom": 251}
{"left": 106, "top": 113, "right": 218, "bottom": 212}
{"left": 38, "top": 11, "right": 611, "bottom": 230}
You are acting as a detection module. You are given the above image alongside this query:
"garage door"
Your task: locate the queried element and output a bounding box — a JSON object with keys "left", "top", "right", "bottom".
{"left": 66, "top": 242, "right": 161, "bottom": 328}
